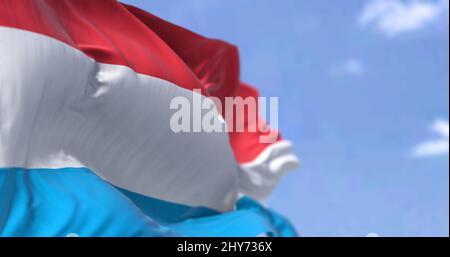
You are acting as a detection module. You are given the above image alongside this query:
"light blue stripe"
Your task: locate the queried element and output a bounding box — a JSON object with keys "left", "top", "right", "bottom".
{"left": 116, "top": 188, "right": 297, "bottom": 237}
{"left": 0, "top": 167, "right": 297, "bottom": 237}
{"left": 116, "top": 187, "right": 218, "bottom": 225}
{"left": 0, "top": 167, "right": 176, "bottom": 237}
{"left": 170, "top": 197, "right": 297, "bottom": 237}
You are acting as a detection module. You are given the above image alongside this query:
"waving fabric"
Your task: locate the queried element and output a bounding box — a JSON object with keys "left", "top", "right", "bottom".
{"left": 0, "top": 0, "right": 298, "bottom": 237}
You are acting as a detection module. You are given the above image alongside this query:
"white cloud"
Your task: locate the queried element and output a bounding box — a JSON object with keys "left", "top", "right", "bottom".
{"left": 412, "top": 119, "right": 449, "bottom": 158}
{"left": 359, "top": 0, "right": 449, "bottom": 37}
{"left": 331, "top": 58, "right": 366, "bottom": 77}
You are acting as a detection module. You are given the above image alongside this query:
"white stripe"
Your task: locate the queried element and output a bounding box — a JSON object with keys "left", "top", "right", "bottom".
{"left": 0, "top": 27, "right": 238, "bottom": 211}
{"left": 238, "top": 141, "right": 300, "bottom": 201}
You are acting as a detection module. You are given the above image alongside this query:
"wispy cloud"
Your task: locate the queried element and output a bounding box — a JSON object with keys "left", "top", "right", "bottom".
{"left": 359, "top": 0, "right": 449, "bottom": 37}
{"left": 412, "top": 119, "right": 449, "bottom": 158}
{"left": 330, "top": 58, "right": 366, "bottom": 77}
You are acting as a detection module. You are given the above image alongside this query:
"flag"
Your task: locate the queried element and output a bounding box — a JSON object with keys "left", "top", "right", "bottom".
{"left": 0, "top": 0, "right": 299, "bottom": 237}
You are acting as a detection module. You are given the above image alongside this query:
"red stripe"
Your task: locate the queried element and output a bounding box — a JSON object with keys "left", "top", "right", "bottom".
{"left": 228, "top": 83, "right": 282, "bottom": 163}
{"left": 124, "top": 4, "right": 240, "bottom": 101}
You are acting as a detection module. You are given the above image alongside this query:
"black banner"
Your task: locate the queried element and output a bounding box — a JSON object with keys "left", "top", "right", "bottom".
{"left": 0, "top": 237, "right": 448, "bottom": 256}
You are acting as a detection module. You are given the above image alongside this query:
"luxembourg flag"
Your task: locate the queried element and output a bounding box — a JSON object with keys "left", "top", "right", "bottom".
{"left": 0, "top": 0, "right": 299, "bottom": 237}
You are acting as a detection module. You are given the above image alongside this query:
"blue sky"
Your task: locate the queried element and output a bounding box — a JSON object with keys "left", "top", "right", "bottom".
{"left": 123, "top": 0, "right": 449, "bottom": 236}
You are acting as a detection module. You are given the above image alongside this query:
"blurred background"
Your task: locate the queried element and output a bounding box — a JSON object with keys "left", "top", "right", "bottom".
{"left": 123, "top": 0, "right": 449, "bottom": 236}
